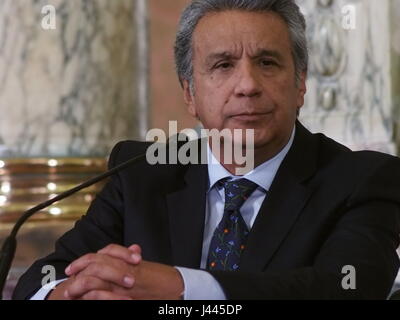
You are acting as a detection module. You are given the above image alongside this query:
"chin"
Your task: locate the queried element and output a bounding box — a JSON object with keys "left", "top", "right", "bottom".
{"left": 234, "top": 136, "right": 273, "bottom": 151}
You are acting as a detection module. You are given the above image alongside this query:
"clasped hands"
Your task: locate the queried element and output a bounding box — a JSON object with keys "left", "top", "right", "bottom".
{"left": 48, "top": 244, "right": 184, "bottom": 300}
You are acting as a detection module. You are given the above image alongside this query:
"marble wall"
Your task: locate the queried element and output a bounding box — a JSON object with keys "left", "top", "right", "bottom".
{"left": 0, "top": 0, "right": 148, "bottom": 158}
{"left": 298, "top": 0, "right": 396, "bottom": 154}
{"left": 391, "top": 0, "right": 400, "bottom": 151}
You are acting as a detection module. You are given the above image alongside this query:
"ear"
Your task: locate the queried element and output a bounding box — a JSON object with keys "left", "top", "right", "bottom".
{"left": 183, "top": 80, "right": 198, "bottom": 118}
{"left": 296, "top": 72, "right": 307, "bottom": 110}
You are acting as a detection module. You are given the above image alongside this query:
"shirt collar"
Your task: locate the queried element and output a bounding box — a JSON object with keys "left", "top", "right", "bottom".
{"left": 207, "top": 126, "right": 296, "bottom": 192}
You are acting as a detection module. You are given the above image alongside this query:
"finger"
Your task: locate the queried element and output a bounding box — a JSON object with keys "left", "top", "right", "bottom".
{"left": 81, "top": 290, "right": 132, "bottom": 300}
{"left": 65, "top": 253, "right": 98, "bottom": 276}
{"left": 66, "top": 276, "right": 113, "bottom": 300}
{"left": 66, "top": 254, "right": 135, "bottom": 288}
{"left": 128, "top": 244, "right": 142, "bottom": 255}
{"left": 97, "top": 244, "right": 141, "bottom": 265}
{"left": 78, "top": 263, "right": 135, "bottom": 289}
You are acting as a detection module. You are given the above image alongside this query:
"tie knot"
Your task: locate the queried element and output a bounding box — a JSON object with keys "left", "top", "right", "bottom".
{"left": 220, "top": 178, "right": 258, "bottom": 211}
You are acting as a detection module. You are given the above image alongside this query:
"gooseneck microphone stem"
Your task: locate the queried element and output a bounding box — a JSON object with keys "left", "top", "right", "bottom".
{"left": 0, "top": 152, "right": 147, "bottom": 299}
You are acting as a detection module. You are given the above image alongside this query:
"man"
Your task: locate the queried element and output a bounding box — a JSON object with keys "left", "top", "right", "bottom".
{"left": 13, "top": 0, "right": 400, "bottom": 300}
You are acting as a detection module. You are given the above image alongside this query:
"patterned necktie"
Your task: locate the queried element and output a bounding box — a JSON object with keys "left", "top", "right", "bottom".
{"left": 207, "top": 178, "right": 258, "bottom": 271}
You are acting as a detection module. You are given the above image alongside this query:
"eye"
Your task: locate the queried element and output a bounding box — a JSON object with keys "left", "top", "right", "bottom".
{"left": 215, "top": 62, "right": 232, "bottom": 70}
{"left": 260, "top": 59, "right": 277, "bottom": 67}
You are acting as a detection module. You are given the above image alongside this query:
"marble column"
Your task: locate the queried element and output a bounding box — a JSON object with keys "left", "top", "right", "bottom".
{"left": 0, "top": 0, "right": 148, "bottom": 157}
{"left": 391, "top": 0, "right": 400, "bottom": 151}
{"left": 0, "top": 0, "right": 149, "bottom": 220}
{"left": 298, "top": 0, "right": 396, "bottom": 154}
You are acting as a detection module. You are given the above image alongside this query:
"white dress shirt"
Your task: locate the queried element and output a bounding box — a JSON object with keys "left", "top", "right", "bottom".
{"left": 31, "top": 127, "right": 295, "bottom": 300}
{"left": 176, "top": 127, "right": 295, "bottom": 299}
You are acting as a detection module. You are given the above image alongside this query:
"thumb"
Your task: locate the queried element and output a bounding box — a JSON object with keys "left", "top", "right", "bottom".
{"left": 128, "top": 244, "right": 142, "bottom": 255}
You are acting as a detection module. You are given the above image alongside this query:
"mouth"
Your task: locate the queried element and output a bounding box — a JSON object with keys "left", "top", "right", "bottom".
{"left": 229, "top": 112, "right": 272, "bottom": 122}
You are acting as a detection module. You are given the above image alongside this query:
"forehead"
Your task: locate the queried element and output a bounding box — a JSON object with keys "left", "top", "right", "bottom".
{"left": 193, "top": 10, "right": 292, "bottom": 59}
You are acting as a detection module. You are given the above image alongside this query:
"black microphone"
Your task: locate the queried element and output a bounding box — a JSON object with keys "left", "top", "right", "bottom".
{"left": 0, "top": 134, "right": 190, "bottom": 299}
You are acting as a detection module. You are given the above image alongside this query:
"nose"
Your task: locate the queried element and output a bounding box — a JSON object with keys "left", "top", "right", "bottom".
{"left": 233, "top": 62, "right": 262, "bottom": 98}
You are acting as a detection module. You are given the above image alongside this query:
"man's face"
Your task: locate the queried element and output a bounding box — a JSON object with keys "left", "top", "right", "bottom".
{"left": 184, "top": 10, "right": 306, "bottom": 150}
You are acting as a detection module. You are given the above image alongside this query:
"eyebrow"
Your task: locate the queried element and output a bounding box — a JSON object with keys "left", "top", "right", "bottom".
{"left": 252, "top": 49, "right": 283, "bottom": 60}
{"left": 205, "top": 49, "right": 284, "bottom": 66}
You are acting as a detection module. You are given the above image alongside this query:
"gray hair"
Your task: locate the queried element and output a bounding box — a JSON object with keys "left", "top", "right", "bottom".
{"left": 174, "top": 0, "right": 308, "bottom": 91}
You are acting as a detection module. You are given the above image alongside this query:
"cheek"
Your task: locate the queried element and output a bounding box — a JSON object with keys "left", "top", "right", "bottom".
{"left": 193, "top": 93, "right": 222, "bottom": 128}
{"left": 268, "top": 81, "right": 299, "bottom": 111}
{"left": 196, "top": 85, "right": 230, "bottom": 117}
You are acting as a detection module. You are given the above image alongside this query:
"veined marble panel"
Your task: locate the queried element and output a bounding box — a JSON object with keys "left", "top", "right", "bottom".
{"left": 392, "top": 0, "right": 400, "bottom": 152}
{"left": 298, "top": 0, "right": 395, "bottom": 154}
{"left": 0, "top": 0, "right": 145, "bottom": 157}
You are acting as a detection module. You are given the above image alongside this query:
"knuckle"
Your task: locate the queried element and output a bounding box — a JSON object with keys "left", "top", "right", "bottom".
{"left": 104, "top": 244, "right": 115, "bottom": 252}
{"left": 109, "top": 244, "right": 119, "bottom": 250}
{"left": 84, "top": 253, "right": 97, "bottom": 264}
{"left": 87, "top": 263, "right": 102, "bottom": 276}
{"left": 91, "top": 253, "right": 100, "bottom": 261}
{"left": 106, "top": 244, "right": 122, "bottom": 253}
{"left": 80, "top": 277, "right": 92, "bottom": 291}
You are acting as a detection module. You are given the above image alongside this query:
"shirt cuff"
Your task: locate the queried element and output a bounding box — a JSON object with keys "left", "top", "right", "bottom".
{"left": 29, "top": 278, "right": 67, "bottom": 300}
{"left": 175, "top": 267, "right": 226, "bottom": 300}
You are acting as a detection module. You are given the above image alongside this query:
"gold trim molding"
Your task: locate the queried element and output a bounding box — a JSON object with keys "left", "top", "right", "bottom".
{"left": 0, "top": 157, "right": 107, "bottom": 224}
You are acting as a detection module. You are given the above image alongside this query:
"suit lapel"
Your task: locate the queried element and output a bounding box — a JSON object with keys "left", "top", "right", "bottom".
{"left": 241, "top": 121, "right": 318, "bottom": 271}
{"left": 166, "top": 140, "right": 209, "bottom": 268}
{"left": 164, "top": 123, "right": 318, "bottom": 270}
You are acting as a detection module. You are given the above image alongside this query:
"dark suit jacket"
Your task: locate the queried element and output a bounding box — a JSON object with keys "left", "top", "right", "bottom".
{"left": 13, "top": 121, "right": 400, "bottom": 299}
